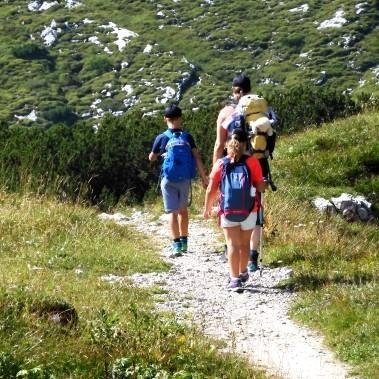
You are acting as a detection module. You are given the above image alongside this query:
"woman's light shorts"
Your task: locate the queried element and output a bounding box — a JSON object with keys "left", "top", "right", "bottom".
{"left": 220, "top": 212, "right": 257, "bottom": 231}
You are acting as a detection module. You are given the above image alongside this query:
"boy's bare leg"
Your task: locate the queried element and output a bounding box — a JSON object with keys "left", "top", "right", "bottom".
{"left": 169, "top": 212, "right": 180, "bottom": 239}
{"left": 177, "top": 208, "right": 189, "bottom": 237}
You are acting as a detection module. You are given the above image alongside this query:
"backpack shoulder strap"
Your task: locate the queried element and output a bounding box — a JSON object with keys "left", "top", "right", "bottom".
{"left": 164, "top": 129, "right": 184, "bottom": 138}
{"left": 238, "top": 155, "right": 252, "bottom": 181}
{"left": 220, "top": 156, "right": 231, "bottom": 178}
{"left": 163, "top": 129, "right": 173, "bottom": 138}
{"left": 221, "top": 156, "right": 231, "bottom": 168}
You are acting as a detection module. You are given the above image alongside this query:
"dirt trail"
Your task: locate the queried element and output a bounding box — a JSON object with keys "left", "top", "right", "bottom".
{"left": 100, "top": 211, "right": 356, "bottom": 379}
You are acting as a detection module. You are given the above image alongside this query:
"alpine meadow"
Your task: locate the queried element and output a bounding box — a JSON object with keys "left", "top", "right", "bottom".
{"left": 0, "top": 1, "right": 378, "bottom": 379}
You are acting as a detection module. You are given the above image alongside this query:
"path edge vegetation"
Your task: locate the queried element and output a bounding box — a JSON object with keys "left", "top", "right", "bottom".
{"left": 0, "top": 105, "right": 378, "bottom": 377}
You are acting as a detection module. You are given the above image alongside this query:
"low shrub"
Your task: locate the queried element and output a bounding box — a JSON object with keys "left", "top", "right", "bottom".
{"left": 41, "top": 105, "right": 78, "bottom": 125}
{"left": 11, "top": 43, "right": 51, "bottom": 61}
{"left": 0, "top": 85, "right": 372, "bottom": 207}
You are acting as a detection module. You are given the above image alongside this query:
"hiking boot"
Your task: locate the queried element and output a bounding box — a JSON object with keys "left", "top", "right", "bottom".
{"left": 247, "top": 261, "right": 259, "bottom": 273}
{"left": 170, "top": 241, "right": 182, "bottom": 257}
{"left": 248, "top": 250, "right": 259, "bottom": 273}
{"left": 180, "top": 238, "right": 188, "bottom": 253}
{"left": 240, "top": 271, "right": 249, "bottom": 283}
{"left": 227, "top": 278, "right": 243, "bottom": 293}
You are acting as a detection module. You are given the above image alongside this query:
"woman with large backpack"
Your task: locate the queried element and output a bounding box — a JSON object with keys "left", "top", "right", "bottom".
{"left": 203, "top": 128, "right": 266, "bottom": 292}
{"left": 213, "top": 74, "right": 278, "bottom": 274}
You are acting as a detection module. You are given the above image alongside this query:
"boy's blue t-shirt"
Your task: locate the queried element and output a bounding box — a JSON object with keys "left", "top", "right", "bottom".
{"left": 152, "top": 128, "right": 196, "bottom": 155}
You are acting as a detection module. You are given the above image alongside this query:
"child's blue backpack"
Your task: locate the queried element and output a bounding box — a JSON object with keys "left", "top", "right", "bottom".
{"left": 219, "top": 155, "right": 254, "bottom": 222}
{"left": 162, "top": 129, "right": 197, "bottom": 182}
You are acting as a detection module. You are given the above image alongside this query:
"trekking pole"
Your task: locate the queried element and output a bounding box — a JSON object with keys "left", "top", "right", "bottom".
{"left": 259, "top": 192, "right": 264, "bottom": 277}
{"left": 265, "top": 159, "right": 277, "bottom": 192}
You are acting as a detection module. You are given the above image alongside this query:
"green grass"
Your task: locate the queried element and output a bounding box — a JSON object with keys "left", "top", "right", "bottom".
{"left": 0, "top": 1, "right": 378, "bottom": 124}
{"left": 291, "top": 284, "right": 379, "bottom": 378}
{"left": 179, "top": 111, "right": 379, "bottom": 378}
{"left": 259, "top": 111, "right": 378, "bottom": 378}
{"left": 0, "top": 109, "right": 378, "bottom": 377}
{"left": 273, "top": 111, "right": 379, "bottom": 202}
{"left": 0, "top": 191, "right": 264, "bottom": 378}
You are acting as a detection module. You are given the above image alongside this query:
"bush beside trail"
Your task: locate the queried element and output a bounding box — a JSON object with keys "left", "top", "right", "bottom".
{"left": 0, "top": 85, "right": 376, "bottom": 207}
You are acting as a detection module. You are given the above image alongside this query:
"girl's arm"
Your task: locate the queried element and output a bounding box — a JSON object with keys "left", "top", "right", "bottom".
{"left": 203, "top": 179, "right": 219, "bottom": 219}
{"left": 203, "top": 162, "right": 221, "bottom": 218}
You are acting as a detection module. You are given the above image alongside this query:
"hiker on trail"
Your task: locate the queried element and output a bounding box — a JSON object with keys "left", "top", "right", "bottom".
{"left": 149, "top": 104, "right": 208, "bottom": 257}
{"left": 212, "top": 74, "right": 250, "bottom": 164}
{"left": 212, "top": 74, "right": 278, "bottom": 274}
{"left": 204, "top": 128, "right": 266, "bottom": 291}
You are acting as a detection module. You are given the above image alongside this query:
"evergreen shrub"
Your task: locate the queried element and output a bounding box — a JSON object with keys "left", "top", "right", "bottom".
{"left": 42, "top": 105, "right": 78, "bottom": 125}
{"left": 0, "top": 85, "right": 368, "bottom": 206}
{"left": 266, "top": 84, "right": 361, "bottom": 132}
{"left": 87, "top": 56, "right": 113, "bottom": 75}
{"left": 11, "top": 43, "right": 50, "bottom": 61}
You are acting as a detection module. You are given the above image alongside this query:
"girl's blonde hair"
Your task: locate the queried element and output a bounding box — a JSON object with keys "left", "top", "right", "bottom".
{"left": 226, "top": 128, "right": 248, "bottom": 159}
{"left": 226, "top": 138, "right": 244, "bottom": 158}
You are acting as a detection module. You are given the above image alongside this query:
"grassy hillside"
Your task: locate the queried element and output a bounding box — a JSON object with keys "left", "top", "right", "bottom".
{"left": 0, "top": 111, "right": 377, "bottom": 377}
{"left": 257, "top": 111, "right": 379, "bottom": 378}
{"left": 272, "top": 111, "right": 379, "bottom": 204}
{"left": 0, "top": 0, "right": 378, "bottom": 125}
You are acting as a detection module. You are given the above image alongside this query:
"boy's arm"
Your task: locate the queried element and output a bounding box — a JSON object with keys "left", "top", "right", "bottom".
{"left": 148, "top": 151, "right": 160, "bottom": 161}
{"left": 149, "top": 134, "right": 163, "bottom": 161}
{"left": 192, "top": 148, "right": 209, "bottom": 188}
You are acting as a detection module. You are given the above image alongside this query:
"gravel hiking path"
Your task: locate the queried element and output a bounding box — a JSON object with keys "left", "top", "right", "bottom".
{"left": 99, "top": 211, "right": 357, "bottom": 379}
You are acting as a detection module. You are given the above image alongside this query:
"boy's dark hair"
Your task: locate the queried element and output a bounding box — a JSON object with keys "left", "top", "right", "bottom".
{"left": 164, "top": 104, "right": 182, "bottom": 118}
{"left": 232, "top": 74, "right": 251, "bottom": 93}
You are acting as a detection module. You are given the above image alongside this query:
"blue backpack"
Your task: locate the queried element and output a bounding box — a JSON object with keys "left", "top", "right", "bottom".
{"left": 161, "top": 129, "right": 197, "bottom": 182}
{"left": 219, "top": 155, "right": 254, "bottom": 222}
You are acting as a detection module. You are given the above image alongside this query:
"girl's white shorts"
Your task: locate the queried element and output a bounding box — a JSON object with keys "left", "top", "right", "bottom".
{"left": 220, "top": 212, "right": 257, "bottom": 231}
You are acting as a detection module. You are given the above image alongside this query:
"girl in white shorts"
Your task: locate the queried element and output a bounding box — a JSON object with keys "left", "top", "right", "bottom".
{"left": 203, "top": 129, "right": 266, "bottom": 292}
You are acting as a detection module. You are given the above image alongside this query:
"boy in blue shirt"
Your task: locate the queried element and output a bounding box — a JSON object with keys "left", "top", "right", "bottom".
{"left": 149, "top": 104, "right": 208, "bottom": 257}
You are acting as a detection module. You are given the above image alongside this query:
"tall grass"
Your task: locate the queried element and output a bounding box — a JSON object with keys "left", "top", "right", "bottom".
{"left": 258, "top": 112, "right": 378, "bottom": 378}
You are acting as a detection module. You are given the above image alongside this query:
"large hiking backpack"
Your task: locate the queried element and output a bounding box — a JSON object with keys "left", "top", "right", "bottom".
{"left": 238, "top": 94, "right": 276, "bottom": 159}
{"left": 225, "top": 96, "right": 279, "bottom": 190}
{"left": 161, "top": 129, "right": 197, "bottom": 182}
{"left": 227, "top": 95, "right": 278, "bottom": 159}
{"left": 239, "top": 94, "right": 268, "bottom": 122}
{"left": 219, "top": 155, "right": 255, "bottom": 222}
